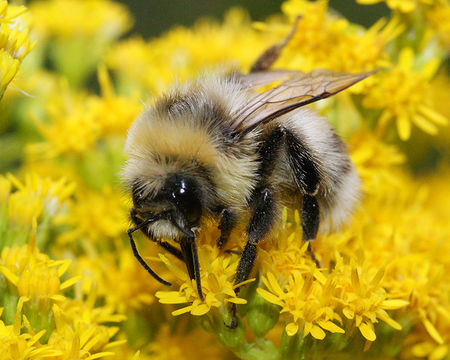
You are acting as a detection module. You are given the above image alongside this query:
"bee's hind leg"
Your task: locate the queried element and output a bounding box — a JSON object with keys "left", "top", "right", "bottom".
{"left": 250, "top": 16, "right": 300, "bottom": 73}
{"left": 284, "top": 130, "right": 321, "bottom": 267}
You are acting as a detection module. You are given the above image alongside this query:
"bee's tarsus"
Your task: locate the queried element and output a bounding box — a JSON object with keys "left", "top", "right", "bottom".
{"left": 307, "top": 242, "right": 320, "bottom": 268}
{"left": 225, "top": 304, "right": 238, "bottom": 329}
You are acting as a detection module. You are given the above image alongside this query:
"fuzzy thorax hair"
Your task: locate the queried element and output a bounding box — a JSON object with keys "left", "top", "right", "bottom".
{"left": 123, "top": 74, "right": 260, "bottom": 215}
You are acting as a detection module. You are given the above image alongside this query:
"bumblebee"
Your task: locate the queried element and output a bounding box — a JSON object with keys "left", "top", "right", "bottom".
{"left": 124, "top": 20, "right": 370, "bottom": 327}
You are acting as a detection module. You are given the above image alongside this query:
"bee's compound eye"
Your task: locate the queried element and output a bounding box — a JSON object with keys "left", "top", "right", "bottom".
{"left": 170, "top": 177, "right": 202, "bottom": 225}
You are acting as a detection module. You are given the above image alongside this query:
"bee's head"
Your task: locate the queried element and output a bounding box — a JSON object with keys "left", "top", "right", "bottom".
{"left": 132, "top": 173, "right": 203, "bottom": 236}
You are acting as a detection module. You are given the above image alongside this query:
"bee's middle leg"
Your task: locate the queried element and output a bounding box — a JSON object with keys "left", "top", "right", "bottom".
{"left": 228, "top": 186, "right": 277, "bottom": 328}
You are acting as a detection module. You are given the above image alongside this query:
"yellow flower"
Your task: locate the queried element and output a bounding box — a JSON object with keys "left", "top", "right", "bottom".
{"left": 144, "top": 324, "right": 224, "bottom": 360}
{"left": 106, "top": 8, "right": 276, "bottom": 93}
{"left": 427, "top": 2, "right": 450, "bottom": 48}
{"left": 5, "top": 173, "right": 74, "bottom": 227}
{"left": 90, "top": 65, "right": 141, "bottom": 135}
{"left": 74, "top": 250, "right": 158, "bottom": 314}
{"left": 363, "top": 48, "right": 448, "bottom": 140}
{"left": 0, "top": 0, "right": 34, "bottom": 98}
{"left": 334, "top": 259, "right": 407, "bottom": 342}
{"left": 56, "top": 186, "right": 128, "bottom": 245}
{"left": 32, "top": 82, "right": 101, "bottom": 156}
{"left": 47, "top": 300, "right": 125, "bottom": 360}
{"left": 257, "top": 271, "right": 344, "bottom": 339}
{"left": 0, "top": 50, "right": 19, "bottom": 98}
{"left": 30, "top": 0, "right": 132, "bottom": 40}
{"left": 349, "top": 131, "right": 406, "bottom": 194}
{"left": 0, "top": 297, "right": 62, "bottom": 360}
{"left": 357, "top": 0, "right": 434, "bottom": 13}
{"left": 155, "top": 234, "right": 248, "bottom": 317}
{"left": 271, "top": 0, "right": 402, "bottom": 75}
{"left": 0, "top": 242, "right": 81, "bottom": 304}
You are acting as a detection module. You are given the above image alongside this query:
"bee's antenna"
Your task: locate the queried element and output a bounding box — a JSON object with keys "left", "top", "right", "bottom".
{"left": 127, "top": 216, "right": 172, "bottom": 286}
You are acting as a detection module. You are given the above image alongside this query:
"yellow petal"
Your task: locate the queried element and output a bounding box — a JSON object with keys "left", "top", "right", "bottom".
{"left": 90, "top": 352, "right": 115, "bottom": 359}
{"left": 343, "top": 307, "right": 354, "bottom": 319}
{"left": 191, "top": 303, "right": 210, "bottom": 316}
{"left": 172, "top": 306, "right": 193, "bottom": 316}
{"left": 422, "top": 317, "right": 444, "bottom": 345}
{"left": 286, "top": 322, "right": 298, "bottom": 336}
{"left": 0, "top": 265, "right": 18, "bottom": 285}
{"left": 267, "top": 272, "right": 285, "bottom": 297}
{"left": 396, "top": 114, "right": 411, "bottom": 141}
{"left": 421, "top": 58, "right": 440, "bottom": 79}
{"left": 48, "top": 295, "right": 66, "bottom": 302}
{"left": 310, "top": 325, "right": 326, "bottom": 340}
{"left": 318, "top": 320, "right": 345, "bottom": 334}
{"left": 398, "top": 48, "right": 414, "bottom": 70}
{"left": 381, "top": 299, "right": 409, "bottom": 310}
{"left": 303, "top": 321, "right": 312, "bottom": 337}
{"left": 225, "top": 297, "right": 247, "bottom": 305}
{"left": 60, "top": 276, "right": 82, "bottom": 290}
{"left": 418, "top": 105, "right": 448, "bottom": 126}
{"left": 412, "top": 114, "right": 438, "bottom": 135}
{"left": 430, "top": 345, "right": 449, "bottom": 360}
{"left": 256, "top": 288, "right": 283, "bottom": 307}
{"left": 359, "top": 322, "right": 376, "bottom": 341}
{"left": 377, "top": 311, "right": 402, "bottom": 330}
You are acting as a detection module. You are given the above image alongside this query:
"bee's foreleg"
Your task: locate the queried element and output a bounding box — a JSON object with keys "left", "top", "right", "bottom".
{"left": 228, "top": 186, "right": 277, "bottom": 328}
{"left": 127, "top": 221, "right": 172, "bottom": 286}
{"left": 250, "top": 16, "right": 300, "bottom": 73}
{"left": 130, "top": 208, "right": 184, "bottom": 261}
{"left": 217, "top": 208, "right": 237, "bottom": 249}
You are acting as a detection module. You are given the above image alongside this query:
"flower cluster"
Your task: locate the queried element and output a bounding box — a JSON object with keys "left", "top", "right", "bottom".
{"left": 0, "top": 0, "right": 449, "bottom": 359}
{"left": 0, "top": 0, "right": 34, "bottom": 98}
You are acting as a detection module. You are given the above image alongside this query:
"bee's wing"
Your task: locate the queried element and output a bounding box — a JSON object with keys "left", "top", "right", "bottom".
{"left": 232, "top": 69, "right": 372, "bottom": 134}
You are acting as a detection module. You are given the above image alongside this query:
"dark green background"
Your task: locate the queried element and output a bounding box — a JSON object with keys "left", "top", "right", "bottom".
{"left": 120, "top": 0, "right": 389, "bottom": 38}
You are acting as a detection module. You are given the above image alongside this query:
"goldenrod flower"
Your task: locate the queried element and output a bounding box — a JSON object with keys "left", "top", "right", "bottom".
{"left": 33, "top": 83, "right": 101, "bottom": 157}
{"left": 90, "top": 65, "right": 141, "bottom": 135}
{"left": 30, "top": 0, "right": 132, "bottom": 40}
{"left": 56, "top": 186, "right": 127, "bottom": 245}
{"left": 145, "top": 324, "right": 224, "bottom": 360}
{"left": 427, "top": 3, "right": 450, "bottom": 48}
{"left": 0, "top": 241, "right": 81, "bottom": 306}
{"left": 106, "top": 8, "right": 276, "bottom": 93}
{"left": 74, "top": 250, "right": 158, "bottom": 314}
{"left": 270, "top": 0, "right": 402, "bottom": 75}
{"left": 155, "top": 242, "right": 248, "bottom": 317}
{"left": 0, "top": 0, "right": 34, "bottom": 98}
{"left": 1, "top": 0, "right": 449, "bottom": 358}
{"left": 357, "top": 0, "right": 435, "bottom": 13}
{"left": 5, "top": 173, "right": 74, "bottom": 228}
{"left": 349, "top": 131, "right": 405, "bottom": 194}
{"left": 0, "top": 297, "right": 62, "bottom": 360}
{"left": 363, "top": 48, "right": 448, "bottom": 140}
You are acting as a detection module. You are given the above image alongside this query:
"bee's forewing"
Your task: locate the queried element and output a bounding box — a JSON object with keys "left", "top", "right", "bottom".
{"left": 233, "top": 69, "right": 374, "bottom": 134}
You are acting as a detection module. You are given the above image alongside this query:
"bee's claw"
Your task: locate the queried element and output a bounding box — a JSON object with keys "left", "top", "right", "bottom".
{"left": 224, "top": 303, "right": 238, "bottom": 329}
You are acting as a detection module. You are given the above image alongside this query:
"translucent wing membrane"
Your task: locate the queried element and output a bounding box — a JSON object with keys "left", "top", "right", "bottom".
{"left": 233, "top": 69, "right": 374, "bottom": 135}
